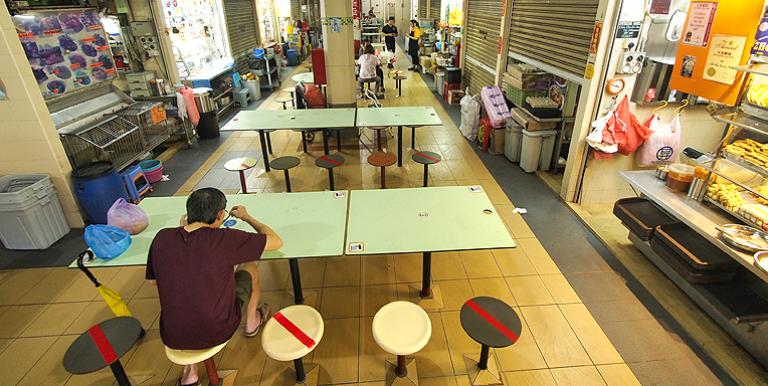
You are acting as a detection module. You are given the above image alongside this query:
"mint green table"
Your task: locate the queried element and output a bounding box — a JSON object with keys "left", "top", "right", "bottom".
{"left": 356, "top": 107, "right": 442, "bottom": 167}
{"left": 222, "top": 109, "right": 357, "bottom": 171}
{"left": 346, "top": 186, "right": 515, "bottom": 298}
{"left": 73, "top": 192, "right": 350, "bottom": 304}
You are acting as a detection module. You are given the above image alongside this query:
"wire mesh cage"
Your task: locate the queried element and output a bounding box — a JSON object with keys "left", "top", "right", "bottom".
{"left": 116, "top": 102, "right": 171, "bottom": 150}
{"left": 60, "top": 116, "right": 143, "bottom": 170}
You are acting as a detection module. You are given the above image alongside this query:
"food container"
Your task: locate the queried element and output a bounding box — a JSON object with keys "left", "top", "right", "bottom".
{"left": 718, "top": 224, "right": 768, "bottom": 252}
{"left": 667, "top": 163, "right": 695, "bottom": 192}
{"left": 755, "top": 251, "right": 768, "bottom": 273}
{"left": 655, "top": 165, "right": 669, "bottom": 180}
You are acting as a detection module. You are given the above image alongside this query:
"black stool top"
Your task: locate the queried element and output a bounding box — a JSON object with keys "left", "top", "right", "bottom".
{"left": 460, "top": 297, "right": 521, "bottom": 348}
{"left": 365, "top": 126, "right": 388, "bottom": 132}
{"left": 63, "top": 317, "right": 143, "bottom": 374}
{"left": 315, "top": 154, "right": 345, "bottom": 169}
{"left": 270, "top": 156, "right": 301, "bottom": 170}
{"left": 412, "top": 151, "right": 442, "bottom": 165}
{"left": 368, "top": 151, "right": 397, "bottom": 167}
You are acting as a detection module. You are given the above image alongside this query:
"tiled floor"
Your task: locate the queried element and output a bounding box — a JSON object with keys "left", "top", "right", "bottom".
{"left": 0, "top": 48, "right": 722, "bottom": 385}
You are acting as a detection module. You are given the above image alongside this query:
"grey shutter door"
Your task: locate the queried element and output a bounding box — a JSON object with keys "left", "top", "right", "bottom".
{"left": 463, "top": 0, "right": 502, "bottom": 95}
{"left": 223, "top": 0, "right": 260, "bottom": 73}
{"left": 291, "top": 0, "right": 300, "bottom": 20}
{"left": 508, "top": 0, "right": 599, "bottom": 78}
{"left": 419, "top": 0, "right": 428, "bottom": 19}
{"left": 429, "top": 0, "right": 440, "bottom": 20}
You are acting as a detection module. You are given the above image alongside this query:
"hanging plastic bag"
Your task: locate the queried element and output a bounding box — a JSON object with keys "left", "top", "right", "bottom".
{"left": 586, "top": 111, "right": 619, "bottom": 156}
{"left": 107, "top": 198, "right": 149, "bottom": 235}
{"left": 636, "top": 114, "right": 682, "bottom": 167}
{"left": 460, "top": 88, "right": 481, "bottom": 140}
{"left": 614, "top": 96, "right": 652, "bottom": 156}
{"left": 84, "top": 225, "right": 132, "bottom": 260}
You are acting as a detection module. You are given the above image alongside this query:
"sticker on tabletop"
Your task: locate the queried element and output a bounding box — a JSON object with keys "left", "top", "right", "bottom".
{"left": 418, "top": 211, "right": 429, "bottom": 218}
{"left": 469, "top": 186, "right": 483, "bottom": 193}
{"left": 223, "top": 219, "right": 237, "bottom": 228}
{"left": 348, "top": 242, "right": 364, "bottom": 253}
{"left": 334, "top": 191, "right": 347, "bottom": 198}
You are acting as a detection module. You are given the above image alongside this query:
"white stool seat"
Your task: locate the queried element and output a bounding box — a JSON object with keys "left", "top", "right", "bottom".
{"left": 373, "top": 301, "right": 431, "bottom": 356}
{"left": 165, "top": 340, "right": 228, "bottom": 365}
{"left": 262, "top": 305, "right": 324, "bottom": 362}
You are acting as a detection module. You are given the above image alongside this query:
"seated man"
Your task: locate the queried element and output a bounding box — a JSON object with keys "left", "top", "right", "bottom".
{"left": 357, "top": 44, "right": 384, "bottom": 98}
{"left": 146, "top": 188, "right": 283, "bottom": 386}
{"left": 358, "top": 38, "right": 372, "bottom": 58}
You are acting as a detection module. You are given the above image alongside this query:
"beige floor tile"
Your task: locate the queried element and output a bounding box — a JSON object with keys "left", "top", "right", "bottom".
{"left": 259, "top": 356, "right": 305, "bottom": 385}
{"left": 257, "top": 260, "right": 290, "bottom": 291}
{"left": 18, "top": 335, "right": 77, "bottom": 385}
{"left": 468, "top": 278, "right": 516, "bottom": 307}
{"left": 420, "top": 376, "right": 461, "bottom": 385}
{"left": 66, "top": 301, "right": 114, "bottom": 334}
{"left": 414, "top": 313, "right": 454, "bottom": 378}
{"left": 360, "top": 284, "right": 399, "bottom": 317}
{"left": 0, "top": 338, "right": 11, "bottom": 356}
{"left": 550, "top": 366, "right": 607, "bottom": 385}
{"left": 103, "top": 267, "right": 146, "bottom": 301}
{"left": 441, "top": 311, "right": 477, "bottom": 375}
{"left": 359, "top": 316, "right": 388, "bottom": 382}
{"left": 313, "top": 317, "right": 360, "bottom": 384}
{"left": 321, "top": 286, "right": 361, "bottom": 319}
{"left": 560, "top": 304, "right": 623, "bottom": 365}
{"left": 540, "top": 274, "right": 581, "bottom": 304}
{"left": 495, "top": 313, "right": 548, "bottom": 372}
{"left": 18, "top": 268, "right": 80, "bottom": 304}
{"left": 0, "top": 336, "right": 57, "bottom": 384}
{"left": 521, "top": 305, "right": 592, "bottom": 368}
{"left": 459, "top": 250, "right": 502, "bottom": 278}
{"left": 492, "top": 248, "right": 538, "bottom": 277}
{"left": 218, "top": 329, "right": 268, "bottom": 386}
{"left": 126, "top": 298, "right": 161, "bottom": 331}
{"left": 430, "top": 251, "right": 467, "bottom": 280}
{"left": 505, "top": 276, "right": 555, "bottom": 306}
{"left": 0, "top": 304, "right": 47, "bottom": 338}
{"left": 597, "top": 363, "right": 641, "bottom": 386}
{"left": 133, "top": 280, "right": 159, "bottom": 299}
{"left": 297, "top": 257, "right": 327, "bottom": 289}
{"left": 19, "top": 302, "right": 88, "bottom": 337}
{"left": 435, "top": 279, "right": 475, "bottom": 311}
{"left": 0, "top": 268, "right": 54, "bottom": 305}
{"left": 55, "top": 269, "right": 119, "bottom": 303}
{"left": 260, "top": 289, "right": 321, "bottom": 316}
{"left": 394, "top": 253, "right": 423, "bottom": 283}
{"left": 124, "top": 329, "right": 173, "bottom": 384}
{"left": 479, "top": 179, "right": 510, "bottom": 206}
{"left": 361, "top": 255, "right": 396, "bottom": 285}
{"left": 324, "top": 256, "right": 361, "bottom": 287}
{"left": 502, "top": 369, "right": 558, "bottom": 385}
{"left": 517, "top": 239, "right": 560, "bottom": 275}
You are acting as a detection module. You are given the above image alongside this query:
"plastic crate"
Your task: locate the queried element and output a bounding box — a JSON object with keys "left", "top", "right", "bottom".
{"left": 0, "top": 175, "right": 70, "bottom": 250}
{"left": 505, "top": 85, "right": 546, "bottom": 106}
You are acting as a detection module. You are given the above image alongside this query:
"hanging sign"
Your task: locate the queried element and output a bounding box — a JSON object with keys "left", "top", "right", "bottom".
{"left": 590, "top": 21, "right": 603, "bottom": 55}
{"left": 650, "top": 0, "right": 672, "bottom": 15}
{"left": 616, "top": 22, "right": 642, "bottom": 39}
{"left": 703, "top": 34, "right": 746, "bottom": 84}
{"left": 752, "top": 7, "right": 768, "bottom": 56}
{"left": 682, "top": 2, "right": 718, "bottom": 47}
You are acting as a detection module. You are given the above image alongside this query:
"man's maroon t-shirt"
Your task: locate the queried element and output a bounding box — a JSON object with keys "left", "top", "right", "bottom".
{"left": 146, "top": 227, "right": 266, "bottom": 350}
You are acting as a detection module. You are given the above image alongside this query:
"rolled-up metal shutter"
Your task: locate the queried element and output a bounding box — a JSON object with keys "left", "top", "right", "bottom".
{"left": 463, "top": 0, "right": 502, "bottom": 94}
{"left": 223, "top": 0, "right": 260, "bottom": 73}
{"left": 508, "top": 0, "right": 599, "bottom": 79}
{"left": 291, "top": 0, "right": 300, "bottom": 20}
{"left": 429, "top": 0, "right": 440, "bottom": 20}
{"left": 418, "top": 0, "right": 428, "bottom": 19}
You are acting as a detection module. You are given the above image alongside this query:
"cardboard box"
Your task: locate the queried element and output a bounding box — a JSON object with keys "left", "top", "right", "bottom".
{"left": 510, "top": 107, "right": 557, "bottom": 131}
{"left": 489, "top": 128, "right": 505, "bottom": 155}
{"left": 448, "top": 89, "right": 464, "bottom": 105}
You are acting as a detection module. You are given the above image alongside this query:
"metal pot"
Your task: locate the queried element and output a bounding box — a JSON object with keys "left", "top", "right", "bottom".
{"left": 193, "top": 87, "right": 216, "bottom": 113}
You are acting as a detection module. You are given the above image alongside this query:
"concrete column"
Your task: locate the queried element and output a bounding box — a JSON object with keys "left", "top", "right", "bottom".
{"left": 494, "top": 0, "right": 514, "bottom": 86}
{"left": 0, "top": 9, "right": 84, "bottom": 227}
{"left": 320, "top": 0, "right": 356, "bottom": 107}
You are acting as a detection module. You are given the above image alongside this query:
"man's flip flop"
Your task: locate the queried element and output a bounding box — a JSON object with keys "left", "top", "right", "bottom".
{"left": 176, "top": 379, "right": 200, "bottom": 386}
{"left": 245, "top": 303, "right": 270, "bottom": 338}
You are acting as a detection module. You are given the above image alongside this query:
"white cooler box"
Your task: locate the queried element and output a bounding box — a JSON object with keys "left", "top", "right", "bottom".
{"left": 520, "top": 129, "right": 557, "bottom": 173}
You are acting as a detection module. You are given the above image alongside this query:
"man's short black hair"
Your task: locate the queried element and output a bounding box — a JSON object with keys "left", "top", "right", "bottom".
{"left": 186, "top": 188, "right": 227, "bottom": 224}
{"left": 388, "top": 16, "right": 395, "bottom": 21}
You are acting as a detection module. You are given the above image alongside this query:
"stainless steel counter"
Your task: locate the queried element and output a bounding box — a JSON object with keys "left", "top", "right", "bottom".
{"left": 620, "top": 170, "right": 768, "bottom": 282}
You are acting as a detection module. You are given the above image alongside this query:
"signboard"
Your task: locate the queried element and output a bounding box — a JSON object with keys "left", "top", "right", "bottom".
{"left": 682, "top": 2, "right": 718, "bottom": 47}
{"left": 752, "top": 7, "right": 768, "bottom": 56}
{"left": 590, "top": 21, "right": 603, "bottom": 55}
{"left": 616, "top": 21, "right": 642, "bottom": 39}
{"left": 650, "top": 0, "right": 672, "bottom": 15}
{"left": 703, "top": 34, "right": 746, "bottom": 84}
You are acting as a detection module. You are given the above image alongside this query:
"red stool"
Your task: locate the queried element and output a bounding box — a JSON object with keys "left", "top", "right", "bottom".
{"left": 368, "top": 151, "right": 397, "bottom": 189}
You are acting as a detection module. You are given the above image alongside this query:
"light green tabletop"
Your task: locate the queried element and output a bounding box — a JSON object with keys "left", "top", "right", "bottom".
{"left": 356, "top": 106, "right": 442, "bottom": 127}
{"left": 222, "top": 108, "right": 357, "bottom": 131}
{"left": 291, "top": 72, "right": 315, "bottom": 84}
{"left": 345, "top": 186, "right": 515, "bottom": 255}
{"left": 73, "top": 191, "right": 350, "bottom": 268}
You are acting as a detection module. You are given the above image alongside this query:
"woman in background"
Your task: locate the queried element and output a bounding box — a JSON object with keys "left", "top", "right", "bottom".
{"left": 407, "top": 19, "right": 421, "bottom": 72}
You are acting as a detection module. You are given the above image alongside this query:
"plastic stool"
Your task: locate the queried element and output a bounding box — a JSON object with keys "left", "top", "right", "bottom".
{"left": 368, "top": 152, "right": 397, "bottom": 189}
{"left": 270, "top": 156, "right": 300, "bottom": 192}
{"left": 315, "top": 154, "right": 345, "bottom": 191}
{"left": 165, "top": 340, "right": 234, "bottom": 386}
{"left": 119, "top": 165, "right": 152, "bottom": 203}
{"left": 411, "top": 151, "right": 442, "bottom": 187}
{"left": 262, "top": 305, "right": 324, "bottom": 386}
{"left": 372, "top": 301, "right": 431, "bottom": 386}
{"left": 224, "top": 157, "right": 258, "bottom": 194}
{"left": 460, "top": 297, "right": 521, "bottom": 385}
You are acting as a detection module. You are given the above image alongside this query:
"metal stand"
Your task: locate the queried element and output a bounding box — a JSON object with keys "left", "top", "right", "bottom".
{"left": 238, "top": 171, "right": 248, "bottom": 194}
{"left": 289, "top": 258, "right": 304, "bottom": 304}
{"left": 259, "top": 131, "right": 271, "bottom": 172}
{"left": 463, "top": 351, "right": 502, "bottom": 386}
{"left": 397, "top": 126, "right": 403, "bottom": 166}
{"left": 422, "top": 165, "right": 429, "bottom": 187}
{"left": 396, "top": 355, "right": 407, "bottom": 377}
{"left": 384, "top": 356, "right": 420, "bottom": 386}
{"left": 421, "top": 252, "right": 432, "bottom": 297}
{"left": 478, "top": 345, "right": 489, "bottom": 370}
{"left": 204, "top": 358, "right": 220, "bottom": 386}
{"left": 266, "top": 132, "right": 273, "bottom": 154}
{"left": 411, "top": 127, "right": 415, "bottom": 149}
{"left": 294, "top": 358, "right": 305, "bottom": 383}
{"left": 336, "top": 131, "right": 342, "bottom": 151}
{"left": 323, "top": 129, "right": 330, "bottom": 155}
{"left": 380, "top": 166, "right": 387, "bottom": 189}
{"left": 110, "top": 361, "right": 130, "bottom": 386}
{"left": 328, "top": 169, "right": 335, "bottom": 191}
{"left": 284, "top": 170, "right": 292, "bottom": 192}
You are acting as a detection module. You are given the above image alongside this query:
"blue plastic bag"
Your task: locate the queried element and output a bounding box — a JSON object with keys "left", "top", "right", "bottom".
{"left": 84, "top": 225, "right": 132, "bottom": 260}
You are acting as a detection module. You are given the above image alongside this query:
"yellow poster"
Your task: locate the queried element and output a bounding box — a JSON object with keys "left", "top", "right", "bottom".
{"left": 449, "top": 8, "right": 463, "bottom": 26}
{"left": 703, "top": 34, "right": 747, "bottom": 85}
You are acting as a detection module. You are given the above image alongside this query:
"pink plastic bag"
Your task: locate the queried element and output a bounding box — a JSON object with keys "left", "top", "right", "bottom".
{"left": 636, "top": 114, "right": 681, "bottom": 167}
{"left": 107, "top": 198, "right": 149, "bottom": 235}
{"left": 179, "top": 86, "right": 200, "bottom": 127}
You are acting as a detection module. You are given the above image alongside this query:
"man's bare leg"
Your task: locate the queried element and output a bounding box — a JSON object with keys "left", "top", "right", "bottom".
{"left": 181, "top": 364, "right": 198, "bottom": 385}
{"left": 237, "top": 262, "right": 262, "bottom": 332}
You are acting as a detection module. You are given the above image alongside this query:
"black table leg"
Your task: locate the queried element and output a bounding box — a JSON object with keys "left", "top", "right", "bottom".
{"left": 397, "top": 126, "right": 403, "bottom": 167}
{"left": 421, "top": 251, "right": 432, "bottom": 298}
{"left": 284, "top": 170, "right": 292, "bottom": 193}
{"left": 110, "top": 360, "right": 131, "bottom": 386}
{"left": 423, "top": 164, "right": 429, "bottom": 187}
{"left": 266, "top": 132, "right": 273, "bottom": 154}
{"left": 336, "top": 130, "right": 342, "bottom": 151}
{"left": 259, "top": 131, "right": 271, "bottom": 172}
{"left": 478, "top": 344, "right": 490, "bottom": 370}
{"left": 294, "top": 358, "right": 306, "bottom": 383}
{"left": 411, "top": 127, "right": 415, "bottom": 149}
{"left": 289, "top": 258, "right": 304, "bottom": 304}
{"left": 323, "top": 129, "right": 330, "bottom": 155}
{"left": 302, "top": 133, "right": 308, "bottom": 153}
{"left": 328, "top": 169, "right": 335, "bottom": 191}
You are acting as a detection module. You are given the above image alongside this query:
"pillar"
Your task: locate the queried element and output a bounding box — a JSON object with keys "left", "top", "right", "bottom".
{"left": 0, "top": 9, "right": 84, "bottom": 227}
{"left": 320, "top": 0, "right": 356, "bottom": 107}
{"left": 494, "top": 0, "right": 514, "bottom": 86}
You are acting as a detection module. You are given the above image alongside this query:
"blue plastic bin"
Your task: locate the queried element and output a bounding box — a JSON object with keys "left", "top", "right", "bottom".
{"left": 72, "top": 162, "right": 128, "bottom": 225}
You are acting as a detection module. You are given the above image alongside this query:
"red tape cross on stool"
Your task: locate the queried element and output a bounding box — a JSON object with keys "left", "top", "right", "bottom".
{"left": 274, "top": 312, "right": 316, "bottom": 348}
{"left": 319, "top": 156, "right": 342, "bottom": 166}
{"left": 414, "top": 152, "right": 440, "bottom": 163}
{"left": 88, "top": 325, "right": 118, "bottom": 365}
{"left": 465, "top": 299, "right": 519, "bottom": 344}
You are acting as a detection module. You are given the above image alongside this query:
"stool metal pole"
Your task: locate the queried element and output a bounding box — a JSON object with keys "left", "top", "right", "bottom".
{"left": 284, "top": 170, "right": 292, "bottom": 192}
{"left": 204, "top": 358, "right": 221, "bottom": 386}
{"left": 302, "top": 133, "right": 309, "bottom": 153}
{"left": 421, "top": 252, "right": 432, "bottom": 297}
{"left": 336, "top": 130, "right": 342, "bottom": 151}
{"left": 110, "top": 360, "right": 131, "bottom": 386}
{"left": 423, "top": 164, "right": 429, "bottom": 187}
{"left": 294, "top": 358, "right": 306, "bottom": 383}
{"left": 323, "top": 129, "right": 330, "bottom": 155}
{"left": 259, "top": 131, "right": 271, "bottom": 172}
{"left": 380, "top": 166, "right": 386, "bottom": 189}
{"left": 396, "top": 355, "right": 407, "bottom": 377}
{"left": 289, "top": 258, "right": 304, "bottom": 304}
{"left": 266, "top": 132, "right": 274, "bottom": 155}
{"left": 238, "top": 171, "right": 248, "bottom": 194}
{"left": 397, "top": 126, "right": 403, "bottom": 167}
{"left": 411, "top": 127, "right": 415, "bottom": 149}
{"left": 478, "top": 344, "right": 490, "bottom": 370}
{"left": 328, "top": 169, "right": 335, "bottom": 191}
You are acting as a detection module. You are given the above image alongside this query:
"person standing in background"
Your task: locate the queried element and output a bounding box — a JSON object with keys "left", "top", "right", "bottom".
{"left": 407, "top": 19, "right": 421, "bottom": 72}
{"left": 381, "top": 17, "right": 398, "bottom": 54}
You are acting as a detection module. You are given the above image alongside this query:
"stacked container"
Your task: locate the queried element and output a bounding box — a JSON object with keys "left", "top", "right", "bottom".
{"left": 0, "top": 175, "right": 70, "bottom": 250}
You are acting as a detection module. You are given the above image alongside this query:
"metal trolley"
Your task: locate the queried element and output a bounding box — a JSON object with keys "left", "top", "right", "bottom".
{"left": 116, "top": 102, "right": 171, "bottom": 150}
{"left": 60, "top": 116, "right": 143, "bottom": 171}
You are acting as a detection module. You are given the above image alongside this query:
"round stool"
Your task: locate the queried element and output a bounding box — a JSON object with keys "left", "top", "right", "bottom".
{"left": 372, "top": 301, "right": 431, "bottom": 386}
{"left": 224, "top": 156, "right": 258, "bottom": 194}
{"left": 411, "top": 151, "right": 442, "bottom": 187}
{"left": 315, "top": 154, "right": 345, "bottom": 191}
{"left": 460, "top": 297, "right": 521, "bottom": 385}
{"left": 165, "top": 340, "right": 230, "bottom": 386}
{"left": 366, "top": 126, "right": 389, "bottom": 150}
{"left": 262, "top": 305, "right": 324, "bottom": 385}
{"left": 368, "top": 151, "right": 397, "bottom": 189}
{"left": 277, "top": 97, "right": 293, "bottom": 110}
{"left": 63, "top": 317, "right": 143, "bottom": 386}
{"left": 270, "top": 156, "right": 300, "bottom": 192}
{"left": 282, "top": 87, "right": 297, "bottom": 108}
{"left": 394, "top": 75, "right": 407, "bottom": 98}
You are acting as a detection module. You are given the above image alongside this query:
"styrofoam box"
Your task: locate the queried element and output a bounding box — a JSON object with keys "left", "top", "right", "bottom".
{"left": 0, "top": 175, "right": 70, "bottom": 250}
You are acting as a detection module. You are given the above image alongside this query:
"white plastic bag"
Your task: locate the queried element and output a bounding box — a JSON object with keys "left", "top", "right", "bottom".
{"left": 586, "top": 112, "right": 618, "bottom": 154}
{"left": 636, "top": 114, "right": 681, "bottom": 167}
{"left": 460, "top": 88, "right": 481, "bottom": 140}
{"left": 107, "top": 198, "right": 149, "bottom": 235}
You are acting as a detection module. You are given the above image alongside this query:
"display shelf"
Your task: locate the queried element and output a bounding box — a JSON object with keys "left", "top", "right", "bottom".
{"left": 512, "top": 102, "right": 563, "bottom": 123}
{"left": 722, "top": 151, "right": 768, "bottom": 178}
{"left": 213, "top": 87, "right": 233, "bottom": 100}
{"left": 702, "top": 163, "right": 768, "bottom": 204}
{"left": 734, "top": 65, "right": 768, "bottom": 77}
{"left": 704, "top": 196, "right": 762, "bottom": 230}
{"left": 713, "top": 111, "right": 768, "bottom": 136}
{"left": 218, "top": 101, "right": 235, "bottom": 115}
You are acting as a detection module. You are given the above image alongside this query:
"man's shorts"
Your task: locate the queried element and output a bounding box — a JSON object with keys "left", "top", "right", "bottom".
{"left": 235, "top": 270, "right": 253, "bottom": 308}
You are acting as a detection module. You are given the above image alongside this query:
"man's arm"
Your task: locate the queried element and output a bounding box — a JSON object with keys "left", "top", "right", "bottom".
{"left": 231, "top": 206, "right": 284, "bottom": 251}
